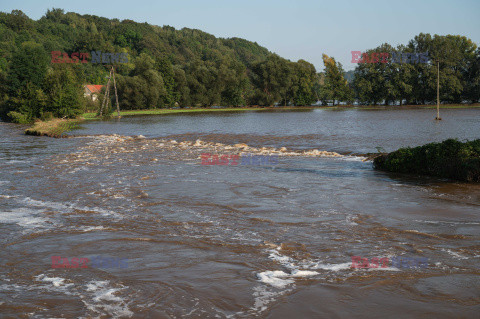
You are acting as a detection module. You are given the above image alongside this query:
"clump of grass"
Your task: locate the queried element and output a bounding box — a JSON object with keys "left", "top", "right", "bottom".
{"left": 373, "top": 139, "right": 480, "bottom": 182}
{"left": 25, "top": 118, "right": 81, "bottom": 138}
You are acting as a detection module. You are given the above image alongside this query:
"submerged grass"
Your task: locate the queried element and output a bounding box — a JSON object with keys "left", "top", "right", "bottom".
{"left": 82, "top": 104, "right": 480, "bottom": 119}
{"left": 25, "top": 118, "right": 82, "bottom": 138}
{"left": 81, "top": 106, "right": 309, "bottom": 119}
{"left": 373, "top": 139, "right": 480, "bottom": 182}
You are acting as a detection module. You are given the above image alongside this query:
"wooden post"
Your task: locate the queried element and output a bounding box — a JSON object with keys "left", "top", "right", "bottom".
{"left": 435, "top": 60, "right": 441, "bottom": 120}
{"left": 99, "top": 69, "right": 112, "bottom": 116}
{"left": 112, "top": 67, "right": 121, "bottom": 117}
{"left": 105, "top": 77, "right": 111, "bottom": 115}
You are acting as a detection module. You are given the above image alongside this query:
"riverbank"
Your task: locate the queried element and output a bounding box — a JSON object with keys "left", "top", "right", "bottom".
{"left": 81, "top": 103, "right": 480, "bottom": 119}
{"left": 81, "top": 106, "right": 304, "bottom": 119}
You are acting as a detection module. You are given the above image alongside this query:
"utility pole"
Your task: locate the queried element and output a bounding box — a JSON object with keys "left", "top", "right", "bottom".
{"left": 112, "top": 67, "right": 120, "bottom": 117}
{"left": 99, "top": 69, "right": 111, "bottom": 117}
{"left": 99, "top": 66, "right": 120, "bottom": 118}
{"left": 435, "top": 60, "right": 441, "bottom": 120}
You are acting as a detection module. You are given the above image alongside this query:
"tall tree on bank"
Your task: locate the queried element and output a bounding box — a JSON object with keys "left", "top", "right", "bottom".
{"left": 353, "top": 44, "right": 414, "bottom": 105}
{"left": 1, "top": 41, "right": 49, "bottom": 120}
{"left": 321, "top": 54, "right": 351, "bottom": 105}
{"left": 250, "top": 54, "right": 288, "bottom": 106}
{"left": 352, "top": 34, "right": 479, "bottom": 105}
{"left": 42, "top": 65, "right": 84, "bottom": 118}
{"left": 465, "top": 48, "right": 480, "bottom": 103}
{"left": 290, "top": 59, "right": 317, "bottom": 106}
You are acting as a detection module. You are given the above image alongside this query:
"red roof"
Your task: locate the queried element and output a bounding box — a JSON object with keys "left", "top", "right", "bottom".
{"left": 85, "top": 85, "right": 104, "bottom": 93}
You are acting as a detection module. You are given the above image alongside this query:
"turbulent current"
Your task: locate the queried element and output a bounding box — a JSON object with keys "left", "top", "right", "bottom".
{"left": 0, "top": 108, "right": 479, "bottom": 318}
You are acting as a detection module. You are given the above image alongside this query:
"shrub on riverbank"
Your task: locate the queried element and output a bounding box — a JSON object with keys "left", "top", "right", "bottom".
{"left": 373, "top": 139, "right": 480, "bottom": 182}
{"left": 7, "top": 111, "right": 31, "bottom": 124}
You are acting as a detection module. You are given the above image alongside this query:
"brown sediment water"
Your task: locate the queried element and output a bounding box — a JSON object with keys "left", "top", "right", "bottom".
{"left": 0, "top": 108, "right": 479, "bottom": 318}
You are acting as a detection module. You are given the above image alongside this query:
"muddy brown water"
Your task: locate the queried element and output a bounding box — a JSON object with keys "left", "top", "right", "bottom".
{"left": 0, "top": 108, "right": 479, "bottom": 318}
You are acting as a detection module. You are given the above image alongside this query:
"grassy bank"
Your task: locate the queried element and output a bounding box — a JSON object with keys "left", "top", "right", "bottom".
{"left": 25, "top": 118, "right": 82, "bottom": 137}
{"left": 82, "top": 104, "right": 480, "bottom": 119}
{"left": 81, "top": 106, "right": 310, "bottom": 119}
{"left": 373, "top": 139, "right": 480, "bottom": 182}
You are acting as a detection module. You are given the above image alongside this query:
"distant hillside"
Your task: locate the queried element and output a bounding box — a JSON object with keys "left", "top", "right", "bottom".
{"left": 0, "top": 10, "right": 271, "bottom": 66}
{"left": 0, "top": 8, "right": 321, "bottom": 119}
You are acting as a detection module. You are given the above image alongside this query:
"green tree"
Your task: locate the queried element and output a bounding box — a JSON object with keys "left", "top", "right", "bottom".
{"left": 322, "top": 54, "right": 351, "bottom": 105}
{"left": 291, "top": 60, "right": 317, "bottom": 106}
{"left": 251, "top": 54, "right": 289, "bottom": 106}
{"left": 42, "top": 66, "right": 83, "bottom": 118}
{"left": 7, "top": 41, "right": 49, "bottom": 94}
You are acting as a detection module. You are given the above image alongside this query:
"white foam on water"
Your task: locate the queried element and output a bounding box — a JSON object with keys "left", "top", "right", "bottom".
{"left": 1, "top": 274, "right": 74, "bottom": 296}
{"left": 0, "top": 207, "right": 53, "bottom": 231}
{"left": 257, "top": 271, "right": 294, "bottom": 288}
{"left": 79, "top": 226, "right": 106, "bottom": 232}
{"left": 310, "top": 262, "right": 353, "bottom": 271}
{"left": 5, "top": 274, "right": 132, "bottom": 317}
{"left": 345, "top": 214, "right": 359, "bottom": 226}
{"left": 341, "top": 156, "right": 368, "bottom": 162}
{"left": 0, "top": 283, "right": 28, "bottom": 292}
{"left": 83, "top": 280, "right": 133, "bottom": 318}
{"left": 257, "top": 249, "right": 320, "bottom": 289}
{"left": 0, "top": 194, "right": 16, "bottom": 198}
{"left": 68, "top": 166, "right": 89, "bottom": 174}
{"left": 291, "top": 269, "right": 319, "bottom": 277}
{"left": 1, "top": 196, "right": 122, "bottom": 234}
{"left": 21, "top": 197, "right": 73, "bottom": 211}
{"left": 267, "top": 248, "right": 296, "bottom": 270}
{"left": 35, "top": 274, "right": 74, "bottom": 288}
{"left": 93, "top": 136, "right": 344, "bottom": 159}
{"left": 260, "top": 246, "right": 406, "bottom": 291}
{"left": 441, "top": 248, "right": 470, "bottom": 260}
{"left": 249, "top": 285, "right": 292, "bottom": 315}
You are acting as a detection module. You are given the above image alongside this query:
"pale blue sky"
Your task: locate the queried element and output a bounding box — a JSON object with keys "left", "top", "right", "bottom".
{"left": 1, "top": 0, "right": 479, "bottom": 71}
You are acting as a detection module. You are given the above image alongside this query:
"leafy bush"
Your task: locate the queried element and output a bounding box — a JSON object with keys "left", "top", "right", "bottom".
{"left": 7, "top": 111, "right": 31, "bottom": 124}
{"left": 373, "top": 139, "right": 480, "bottom": 182}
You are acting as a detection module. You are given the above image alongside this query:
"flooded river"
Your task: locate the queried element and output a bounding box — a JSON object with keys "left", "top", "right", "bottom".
{"left": 1, "top": 108, "right": 479, "bottom": 318}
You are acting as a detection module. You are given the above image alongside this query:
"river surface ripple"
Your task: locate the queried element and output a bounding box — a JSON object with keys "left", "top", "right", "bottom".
{"left": 0, "top": 108, "right": 479, "bottom": 318}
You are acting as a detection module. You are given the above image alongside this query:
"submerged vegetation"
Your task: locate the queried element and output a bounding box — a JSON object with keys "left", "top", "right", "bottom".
{"left": 374, "top": 139, "right": 480, "bottom": 182}
{"left": 25, "top": 118, "right": 81, "bottom": 137}
{"left": 81, "top": 106, "right": 317, "bottom": 119}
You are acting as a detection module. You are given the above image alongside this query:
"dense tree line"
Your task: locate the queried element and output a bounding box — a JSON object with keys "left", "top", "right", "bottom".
{"left": 320, "top": 34, "right": 480, "bottom": 105}
{"left": 0, "top": 9, "right": 478, "bottom": 123}
{"left": 0, "top": 9, "right": 318, "bottom": 122}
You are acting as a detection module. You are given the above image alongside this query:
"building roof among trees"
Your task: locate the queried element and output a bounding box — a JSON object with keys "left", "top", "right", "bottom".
{"left": 85, "top": 85, "right": 104, "bottom": 94}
